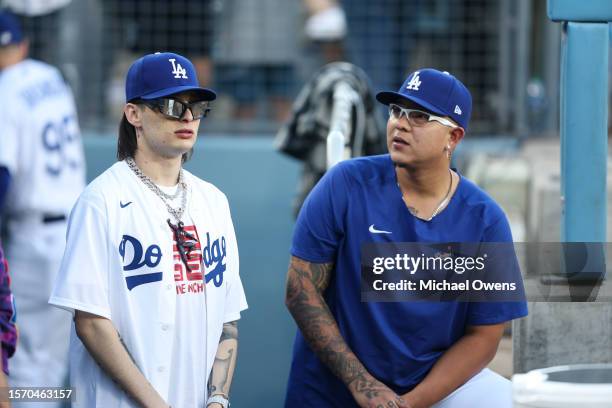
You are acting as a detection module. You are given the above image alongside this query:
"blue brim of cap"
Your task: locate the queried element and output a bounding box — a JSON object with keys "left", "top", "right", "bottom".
{"left": 139, "top": 85, "right": 216, "bottom": 101}
{"left": 376, "top": 91, "right": 446, "bottom": 118}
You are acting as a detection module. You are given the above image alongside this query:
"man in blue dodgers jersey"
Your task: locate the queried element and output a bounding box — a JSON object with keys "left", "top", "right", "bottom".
{"left": 49, "top": 52, "right": 247, "bottom": 408}
{"left": 285, "top": 68, "right": 527, "bottom": 407}
{"left": 0, "top": 11, "right": 85, "bottom": 405}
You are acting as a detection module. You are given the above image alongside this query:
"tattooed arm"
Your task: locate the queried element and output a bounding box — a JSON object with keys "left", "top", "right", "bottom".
{"left": 207, "top": 321, "right": 238, "bottom": 407}
{"left": 74, "top": 310, "right": 169, "bottom": 408}
{"left": 285, "top": 256, "right": 410, "bottom": 408}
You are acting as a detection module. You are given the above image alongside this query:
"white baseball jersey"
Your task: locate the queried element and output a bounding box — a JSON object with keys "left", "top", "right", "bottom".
{"left": 49, "top": 161, "right": 248, "bottom": 408}
{"left": 0, "top": 58, "right": 85, "bottom": 404}
{"left": 0, "top": 59, "right": 85, "bottom": 253}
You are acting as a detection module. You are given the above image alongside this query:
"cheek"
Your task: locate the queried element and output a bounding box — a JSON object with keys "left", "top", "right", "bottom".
{"left": 385, "top": 119, "right": 395, "bottom": 141}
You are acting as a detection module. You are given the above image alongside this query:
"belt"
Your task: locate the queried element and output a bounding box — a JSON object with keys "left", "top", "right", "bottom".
{"left": 42, "top": 214, "right": 66, "bottom": 224}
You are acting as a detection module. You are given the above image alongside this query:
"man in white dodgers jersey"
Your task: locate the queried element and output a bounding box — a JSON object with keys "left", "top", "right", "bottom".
{"left": 0, "top": 11, "right": 85, "bottom": 404}
{"left": 49, "top": 51, "right": 247, "bottom": 408}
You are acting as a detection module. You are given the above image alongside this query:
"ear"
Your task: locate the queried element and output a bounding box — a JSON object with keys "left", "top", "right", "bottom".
{"left": 448, "top": 126, "right": 465, "bottom": 149}
{"left": 124, "top": 103, "right": 143, "bottom": 128}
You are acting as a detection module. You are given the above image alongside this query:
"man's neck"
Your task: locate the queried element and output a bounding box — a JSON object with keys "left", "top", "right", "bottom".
{"left": 0, "top": 44, "right": 26, "bottom": 70}
{"left": 132, "top": 153, "right": 182, "bottom": 187}
{"left": 395, "top": 163, "right": 451, "bottom": 198}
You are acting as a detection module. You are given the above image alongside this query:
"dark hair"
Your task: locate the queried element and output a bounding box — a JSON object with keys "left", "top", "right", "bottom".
{"left": 117, "top": 113, "right": 137, "bottom": 161}
{"left": 116, "top": 106, "right": 192, "bottom": 162}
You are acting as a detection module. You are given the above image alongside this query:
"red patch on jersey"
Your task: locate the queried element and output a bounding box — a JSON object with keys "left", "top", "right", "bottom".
{"left": 171, "top": 224, "right": 204, "bottom": 283}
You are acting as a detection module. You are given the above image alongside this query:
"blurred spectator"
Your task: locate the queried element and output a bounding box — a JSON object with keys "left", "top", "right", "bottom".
{"left": 303, "top": 0, "right": 346, "bottom": 63}
{"left": 101, "top": 0, "right": 217, "bottom": 124}
{"left": 214, "top": 0, "right": 300, "bottom": 123}
{"left": 103, "top": 0, "right": 216, "bottom": 86}
{"left": 340, "top": 0, "right": 411, "bottom": 93}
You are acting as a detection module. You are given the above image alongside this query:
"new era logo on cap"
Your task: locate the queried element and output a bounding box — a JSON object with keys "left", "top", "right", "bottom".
{"left": 375, "top": 68, "right": 472, "bottom": 129}
{"left": 125, "top": 52, "right": 216, "bottom": 102}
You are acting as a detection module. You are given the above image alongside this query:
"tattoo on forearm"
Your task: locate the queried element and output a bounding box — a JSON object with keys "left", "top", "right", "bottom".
{"left": 219, "top": 321, "right": 238, "bottom": 342}
{"left": 210, "top": 348, "right": 234, "bottom": 394}
{"left": 208, "top": 321, "right": 238, "bottom": 397}
{"left": 285, "top": 257, "right": 381, "bottom": 397}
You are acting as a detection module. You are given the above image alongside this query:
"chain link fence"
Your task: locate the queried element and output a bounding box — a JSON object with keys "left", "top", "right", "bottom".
{"left": 5, "top": 0, "right": 558, "bottom": 137}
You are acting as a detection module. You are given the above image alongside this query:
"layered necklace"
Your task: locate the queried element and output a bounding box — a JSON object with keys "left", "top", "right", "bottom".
{"left": 126, "top": 157, "right": 187, "bottom": 223}
{"left": 126, "top": 157, "right": 197, "bottom": 271}
{"left": 401, "top": 169, "right": 453, "bottom": 222}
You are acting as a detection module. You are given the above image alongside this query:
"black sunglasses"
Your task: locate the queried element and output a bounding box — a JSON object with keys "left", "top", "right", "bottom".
{"left": 142, "top": 98, "right": 211, "bottom": 120}
{"left": 167, "top": 219, "right": 199, "bottom": 272}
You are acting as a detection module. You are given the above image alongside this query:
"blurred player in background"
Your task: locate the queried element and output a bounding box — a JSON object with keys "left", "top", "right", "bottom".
{"left": 0, "top": 10, "right": 85, "bottom": 405}
{"left": 284, "top": 68, "right": 527, "bottom": 407}
{"left": 50, "top": 52, "right": 247, "bottom": 408}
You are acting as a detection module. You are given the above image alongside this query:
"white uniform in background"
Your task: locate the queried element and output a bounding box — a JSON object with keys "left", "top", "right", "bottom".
{"left": 0, "top": 59, "right": 85, "bottom": 405}
{"left": 50, "top": 161, "right": 248, "bottom": 408}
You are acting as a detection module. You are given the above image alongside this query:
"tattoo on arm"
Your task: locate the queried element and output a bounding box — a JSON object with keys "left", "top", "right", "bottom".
{"left": 208, "top": 321, "right": 238, "bottom": 397}
{"left": 285, "top": 256, "right": 379, "bottom": 395}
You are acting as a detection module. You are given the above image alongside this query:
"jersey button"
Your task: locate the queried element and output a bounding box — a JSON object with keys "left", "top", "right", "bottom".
{"left": 157, "top": 366, "right": 166, "bottom": 373}
{"left": 166, "top": 284, "right": 173, "bottom": 290}
{"left": 161, "top": 324, "right": 171, "bottom": 331}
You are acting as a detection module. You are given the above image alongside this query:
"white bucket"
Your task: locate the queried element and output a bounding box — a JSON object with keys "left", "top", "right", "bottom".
{"left": 512, "top": 364, "right": 612, "bottom": 407}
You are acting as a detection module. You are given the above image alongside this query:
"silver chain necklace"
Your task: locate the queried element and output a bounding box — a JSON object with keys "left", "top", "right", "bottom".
{"left": 126, "top": 157, "right": 187, "bottom": 223}
{"left": 401, "top": 169, "right": 453, "bottom": 221}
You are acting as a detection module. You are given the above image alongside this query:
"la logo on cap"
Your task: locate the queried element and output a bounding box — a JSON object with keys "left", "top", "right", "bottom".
{"left": 169, "top": 58, "right": 188, "bottom": 79}
{"left": 406, "top": 72, "right": 421, "bottom": 91}
{"left": 0, "top": 31, "right": 11, "bottom": 46}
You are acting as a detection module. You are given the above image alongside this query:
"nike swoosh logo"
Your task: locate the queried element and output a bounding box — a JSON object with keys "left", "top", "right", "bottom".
{"left": 120, "top": 201, "right": 133, "bottom": 208}
{"left": 369, "top": 224, "right": 392, "bottom": 234}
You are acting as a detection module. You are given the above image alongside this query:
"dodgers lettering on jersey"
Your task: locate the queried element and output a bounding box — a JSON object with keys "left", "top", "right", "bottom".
{"left": 202, "top": 232, "right": 226, "bottom": 287}
{"left": 119, "top": 235, "right": 163, "bottom": 290}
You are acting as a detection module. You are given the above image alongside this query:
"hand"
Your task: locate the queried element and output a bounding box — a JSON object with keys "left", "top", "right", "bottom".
{"left": 350, "top": 374, "right": 411, "bottom": 408}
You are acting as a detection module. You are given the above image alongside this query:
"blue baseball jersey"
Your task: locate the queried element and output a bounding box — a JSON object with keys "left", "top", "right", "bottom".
{"left": 285, "top": 154, "right": 528, "bottom": 407}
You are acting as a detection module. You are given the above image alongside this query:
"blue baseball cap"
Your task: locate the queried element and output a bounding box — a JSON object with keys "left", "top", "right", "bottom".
{"left": 125, "top": 52, "right": 216, "bottom": 102}
{"left": 376, "top": 68, "right": 472, "bottom": 129}
{"left": 0, "top": 10, "right": 24, "bottom": 47}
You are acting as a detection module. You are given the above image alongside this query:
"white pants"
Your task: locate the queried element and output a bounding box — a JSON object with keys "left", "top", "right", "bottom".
{"left": 432, "top": 368, "right": 512, "bottom": 408}
{"left": 7, "top": 222, "right": 71, "bottom": 408}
